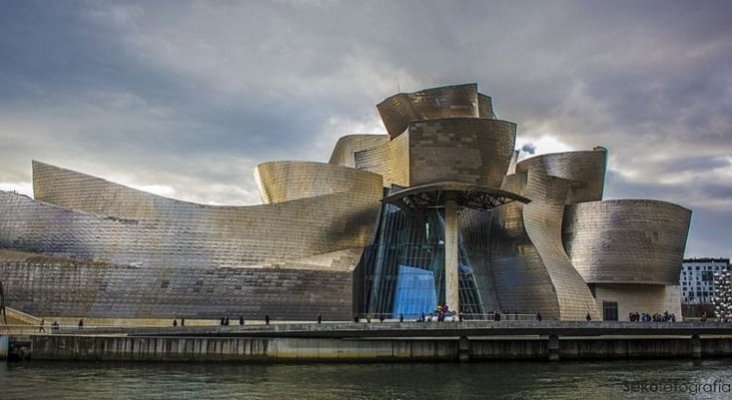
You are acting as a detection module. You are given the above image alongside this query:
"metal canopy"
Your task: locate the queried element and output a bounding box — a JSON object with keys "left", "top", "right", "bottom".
{"left": 382, "top": 181, "right": 530, "bottom": 211}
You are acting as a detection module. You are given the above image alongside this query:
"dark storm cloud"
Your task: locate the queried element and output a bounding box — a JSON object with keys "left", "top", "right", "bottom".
{"left": 0, "top": 0, "right": 730, "bottom": 255}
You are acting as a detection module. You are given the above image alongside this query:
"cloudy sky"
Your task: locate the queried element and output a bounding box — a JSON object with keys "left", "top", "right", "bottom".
{"left": 1, "top": 0, "right": 730, "bottom": 258}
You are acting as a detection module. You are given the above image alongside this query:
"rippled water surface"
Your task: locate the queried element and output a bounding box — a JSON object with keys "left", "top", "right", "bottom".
{"left": 2, "top": 359, "right": 732, "bottom": 399}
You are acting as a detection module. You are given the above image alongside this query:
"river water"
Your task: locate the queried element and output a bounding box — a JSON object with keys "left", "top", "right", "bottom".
{"left": 2, "top": 359, "right": 731, "bottom": 399}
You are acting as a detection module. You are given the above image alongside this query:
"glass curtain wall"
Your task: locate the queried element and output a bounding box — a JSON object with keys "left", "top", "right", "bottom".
{"left": 357, "top": 201, "right": 484, "bottom": 318}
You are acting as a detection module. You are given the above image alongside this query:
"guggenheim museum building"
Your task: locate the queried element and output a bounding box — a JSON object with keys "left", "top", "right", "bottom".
{"left": 0, "top": 84, "right": 692, "bottom": 321}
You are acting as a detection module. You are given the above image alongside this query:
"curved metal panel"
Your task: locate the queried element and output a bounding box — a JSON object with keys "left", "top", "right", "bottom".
{"left": 408, "top": 118, "right": 516, "bottom": 188}
{"left": 354, "top": 131, "right": 410, "bottom": 187}
{"left": 328, "top": 134, "right": 388, "bottom": 168}
{"left": 33, "top": 160, "right": 382, "bottom": 224}
{"left": 485, "top": 174, "right": 561, "bottom": 318}
{"left": 521, "top": 171, "right": 599, "bottom": 320}
{"left": 562, "top": 199, "right": 692, "bottom": 285}
{"left": 377, "top": 84, "right": 484, "bottom": 138}
{"left": 516, "top": 147, "right": 607, "bottom": 204}
{"left": 0, "top": 248, "right": 358, "bottom": 319}
{"left": 33, "top": 160, "right": 209, "bottom": 220}
{"left": 0, "top": 186, "right": 381, "bottom": 268}
{"left": 254, "top": 161, "right": 383, "bottom": 204}
{"left": 487, "top": 171, "right": 600, "bottom": 320}
{"left": 477, "top": 93, "right": 496, "bottom": 119}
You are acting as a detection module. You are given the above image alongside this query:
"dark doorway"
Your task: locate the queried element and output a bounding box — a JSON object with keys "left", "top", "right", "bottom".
{"left": 603, "top": 301, "right": 618, "bottom": 321}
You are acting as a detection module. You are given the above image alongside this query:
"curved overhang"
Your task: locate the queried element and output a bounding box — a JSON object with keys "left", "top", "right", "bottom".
{"left": 254, "top": 161, "right": 383, "bottom": 204}
{"left": 377, "top": 83, "right": 494, "bottom": 138}
{"left": 328, "top": 134, "right": 389, "bottom": 168}
{"left": 515, "top": 148, "right": 607, "bottom": 204}
{"left": 562, "top": 199, "right": 692, "bottom": 285}
{"left": 382, "top": 181, "right": 530, "bottom": 211}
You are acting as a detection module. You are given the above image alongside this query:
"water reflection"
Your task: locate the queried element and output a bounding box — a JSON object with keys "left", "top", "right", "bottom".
{"left": 2, "top": 360, "right": 732, "bottom": 399}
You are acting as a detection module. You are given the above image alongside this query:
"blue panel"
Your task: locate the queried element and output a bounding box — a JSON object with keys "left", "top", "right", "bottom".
{"left": 391, "top": 265, "right": 437, "bottom": 317}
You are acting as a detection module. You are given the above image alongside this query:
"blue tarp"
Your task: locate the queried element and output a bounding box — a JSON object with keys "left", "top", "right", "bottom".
{"left": 391, "top": 265, "right": 437, "bottom": 318}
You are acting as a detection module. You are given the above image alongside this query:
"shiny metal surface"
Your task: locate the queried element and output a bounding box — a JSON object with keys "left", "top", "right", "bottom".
{"left": 254, "top": 161, "right": 383, "bottom": 204}
{"left": 563, "top": 200, "right": 692, "bottom": 285}
{"left": 376, "top": 83, "right": 487, "bottom": 138}
{"left": 516, "top": 147, "right": 607, "bottom": 204}
{"left": 486, "top": 171, "right": 599, "bottom": 320}
{"left": 354, "top": 131, "right": 411, "bottom": 187}
{"left": 0, "top": 83, "right": 695, "bottom": 321}
{"left": 0, "top": 247, "right": 360, "bottom": 319}
{"left": 1, "top": 161, "right": 383, "bottom": 319}
{"left": 328, "top": 134, "right": 388, "bottom": 168}
{"left": 18, "top": 163, "right": 383, "bottom": 265}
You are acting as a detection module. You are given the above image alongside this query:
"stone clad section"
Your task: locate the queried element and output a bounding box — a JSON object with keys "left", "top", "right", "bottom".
{"left": 329, "top": 135, "right": 389, "bottom": 168}
{"left": 254, "top": 161, "right": 383, "bottom": 204}
{"left": 593, "top": 284, "right": 682, "bottom": 322}
{"left": 562, "top": 200, "right": 692, "bottom": 285}
{"left": 408, "top": 118, "right": 516, "bottom": 188}
{"left": 516, "top": 148, "right": 607, "bottom": 204}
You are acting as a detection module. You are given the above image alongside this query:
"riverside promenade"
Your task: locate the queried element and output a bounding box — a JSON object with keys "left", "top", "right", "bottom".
{"left": 6, "top": 320, "right": 732, "bottom": 363}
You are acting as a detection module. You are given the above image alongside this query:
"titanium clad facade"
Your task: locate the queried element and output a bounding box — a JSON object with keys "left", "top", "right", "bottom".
{"left": 0, "top": 191, "right": 378, "bottom": 268}
{"left": 329, "top": 134, "right": 389, "bottom": 168}
{"left": 254, "top": 161, "right": 383, "bottom": 204}
{"left": 354, "top": 131, "right": 411, "bottom": 187}
{"left": 485, "top": 172, "right": 599, "bottom": 320}
{"left": 516, "top": 148, "right": 607, "bottom": 204}
{"left": 562, "top": 200, "right": 692, "bottom": 285}
{"left": 0, "top": 249, "right": 357, "bottom": 318}
{"left": 0, "top": 83, "right": 693, "bottom": 321}
{"left": 377, "top": 84, "right": 489, "bottom": 138}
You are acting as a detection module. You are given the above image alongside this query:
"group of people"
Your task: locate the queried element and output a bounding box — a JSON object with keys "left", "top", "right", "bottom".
{"left": 37, "top": 319, "right": 61, "bottom": 333}
{"left": 218, "top": 316, "right": 247, "bottom": 326}
{"left": 628, "top": 311, "right": 676, "bottom": 322}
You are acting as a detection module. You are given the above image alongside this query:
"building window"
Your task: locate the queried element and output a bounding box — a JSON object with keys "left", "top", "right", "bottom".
{"left": 603, "top": 301, "right": 619, "bottom": 321}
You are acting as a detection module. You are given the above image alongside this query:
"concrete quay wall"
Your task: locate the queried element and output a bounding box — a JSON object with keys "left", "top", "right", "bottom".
{"left": 27, "top": 335, "right": 732, "bottom": 362}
